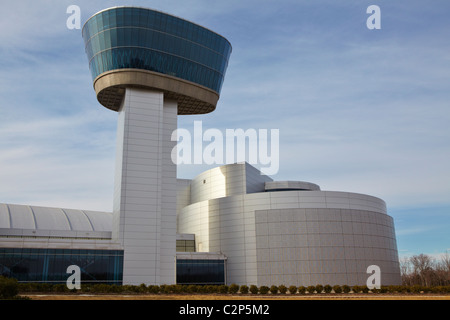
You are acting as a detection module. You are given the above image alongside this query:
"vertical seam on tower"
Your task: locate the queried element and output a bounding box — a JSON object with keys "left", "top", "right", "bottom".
{"left": 156, "top": 92, "right": 163, "bottom": 283}
{"left": 122, "top": 89, "right": 130, "bottom": 244}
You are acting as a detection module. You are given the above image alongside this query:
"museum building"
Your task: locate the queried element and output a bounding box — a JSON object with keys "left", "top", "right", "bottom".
{"left": 0, "top": 7, "right": 401, "bottom": 287}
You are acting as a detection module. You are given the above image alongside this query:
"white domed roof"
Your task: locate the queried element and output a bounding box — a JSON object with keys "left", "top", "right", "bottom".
{"left": 0, "top": 203, "right": 112, "bottom": 232}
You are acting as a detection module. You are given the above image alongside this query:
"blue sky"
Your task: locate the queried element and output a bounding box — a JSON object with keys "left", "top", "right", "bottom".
{"left": 0, "top": 0, "right": 449, "bottom": 259}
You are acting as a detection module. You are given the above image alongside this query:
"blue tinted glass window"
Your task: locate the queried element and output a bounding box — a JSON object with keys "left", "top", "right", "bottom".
{"left": 124, "top": 8, "right": 132, "bottom": 26}
{"left": 102, "top": 11, "right": 110, "bottom": 30}
{"left": 176, "top": 259, "right": 225, "bottom": 285}
{"left": 0, "top": 248, "right": 124, "bottom": 284}
{"left": 83, "top": 7, "right": 231, "bottom": 94}
{"left": 116, "top": 8, "right": 124, "bottom": 27}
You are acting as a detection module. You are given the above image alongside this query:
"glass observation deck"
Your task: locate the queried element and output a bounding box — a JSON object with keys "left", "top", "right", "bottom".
{"left": 82, "top": 7, "right": 232, "bottom": 96}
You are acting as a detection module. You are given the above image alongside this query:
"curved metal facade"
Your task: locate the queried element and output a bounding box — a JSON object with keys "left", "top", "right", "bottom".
{"left": 177, "top": 163, "right": 402, "bottom": 286}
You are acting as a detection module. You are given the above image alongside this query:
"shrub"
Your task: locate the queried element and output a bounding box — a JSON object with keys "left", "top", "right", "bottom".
{"left": 218, "top": 285, "right": 229, "bottom": 294}
{"left": 91, "top": 284, "right": 110, "bottom": 293}
{"left": 186, "top": 285, "right": 199, "bottom": 293}
{"left": 352, "top": 285, "right": 362, "bottom": 293}
{"left": 298, "top": 286, "right": 306, "bottom": 294}
{"left": 229, "top": 283, "right": 240, "bottom": 294}
{"left": 197, "top": 285, "right": 207, "bottom": 293}
{"left": 80, "top": 284, "right": 91, "bottom": 293}
{"left": 341, "top": 285, "right": 351, "bottom": 293}
{"left": 198, "top": 285, "right": 212, "bottom": 293}
{"left": 249, "top": 285, "right": 259, "bottom": 294}
{"left": 0, "top": 276, "right": 19, "bottom": 299}
{"left": 371, "top": 287, "right": 381, "bottom": 294}
{"left": 306, "top": 285, "right": 316, "bottom": 294}
{"left": 38, "top": 283, "right": 52, "bottom": 292}
{"left": 288, "top": 285, "right": 298, "bottom": 294}
{"left": 109, "top": 284, "right": 123, "bottom": 293}
{"left": 351, "top": 285, "right": 369, "bottom": 293}
{"left": 315, "top": 284, "right": 324, "bottom": 294}
{"left": 379, "top": 286, "right": 388, "bottom": 293}
{"left": 323, "top": 285, "right": 332, "bottom": 293}
{"left": 159, "top": 284, "right": 168, "bottom": 294}
{"left": 259, "top": 286, "right": 270, "bottom": 294}
{"left": 138, "top": 283, "right": 148, "bottom": 293}
{"left": 388, "top": 285, "right": 409, "bottom": 293}
{"left": 207, "top": 285, "right": 220, "bottom": 294}
{"left": 239, "top": 285, "right": 249, "bottom": 294}
{"left": 422, "top": 286, "right": 432, "bottom": 293}
{"left": 17, "top": 283, "right": 30, "bottom": 293}
{"left": 410, "top": 285, "right": 426, "bottom": 294}
{"left": 172, "top": 285, "right": 184, "bottom": 294}
{"left": 432, "top": 286, "right": 450, "bottom": 294}
{"left": 399, "top": 286, "right": 410, "bottom": 293}
{"left": 332, "top": 285, "right": 342, "bottom": 293}
{"left": 147, "top": 285, "right": 160, "bottom": 294}
{"left": 269, "top": 285, "right": 278, "bottom": 294}
{"left": 279, "top": 285, "right": 288, "bottom": 294}
{"left": 53, "top": 284, "right": 68, "bottom": 293}
{"left": 27, "top": 283, "right": 40, "bottom": 292}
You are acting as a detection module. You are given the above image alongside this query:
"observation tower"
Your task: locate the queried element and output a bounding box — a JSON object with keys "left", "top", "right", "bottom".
{"left": 82, "top": 7, "right": 232, "bottom": 285}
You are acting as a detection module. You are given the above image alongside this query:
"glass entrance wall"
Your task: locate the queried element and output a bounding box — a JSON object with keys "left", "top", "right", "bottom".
{"left": 0, "top": 248, "right": 123, "bottom": 284}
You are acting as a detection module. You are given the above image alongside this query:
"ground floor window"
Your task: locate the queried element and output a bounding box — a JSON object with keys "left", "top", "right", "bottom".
{"left": 176, "top": 259, "right": 225, "bottom": 285}
{"left": 0, "top": 248, "right": 123, "bottom": 284}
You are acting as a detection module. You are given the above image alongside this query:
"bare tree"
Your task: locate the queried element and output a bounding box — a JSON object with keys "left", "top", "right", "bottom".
{"left": 410, "top": 254, "right": 434, "bottom": 286}
{"left": 441, "top": 251, "right": 450, "bottom": 272}
{"left": 400, "top": 253, "right": 450, "bottom": 287}
{"left": 436, "top": 251, "right": 450, "bottom": 285}
{"left": 400, "top": 256, "right": 413, "bottom": 286}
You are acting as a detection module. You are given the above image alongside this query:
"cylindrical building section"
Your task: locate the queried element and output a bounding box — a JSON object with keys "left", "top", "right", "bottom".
{"left": 178, "top": 163, "right": 402, "bottom": 287}
{"left": 82, "top": 6, "right": 232, "bottom": 114}
{"left": 179, "top": 191, "right": 401, "bottom": 287}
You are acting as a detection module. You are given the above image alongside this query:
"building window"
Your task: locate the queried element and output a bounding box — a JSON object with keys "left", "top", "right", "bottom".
{"left": 0, "top": 248, "right": 123, "bottom": 284}
{"left": 176, "top": 240, "right": 195, "bottom": 252}
{"left": 176, "top": 259, "right": 225, "bottom": 285}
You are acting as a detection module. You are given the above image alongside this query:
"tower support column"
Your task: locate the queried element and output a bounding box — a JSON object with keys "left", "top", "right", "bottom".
{"left": 113, "top": 88, "right": 177, "bottom": 285}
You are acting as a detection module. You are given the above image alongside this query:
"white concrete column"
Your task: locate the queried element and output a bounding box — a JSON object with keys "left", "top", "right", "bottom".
{"left": 112, "top": 88, "right": 177, "bottom": 285}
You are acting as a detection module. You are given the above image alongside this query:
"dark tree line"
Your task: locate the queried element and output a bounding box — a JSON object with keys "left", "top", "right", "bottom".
{"left": 400, "top": 253, "right": 450, "bottom": 286}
